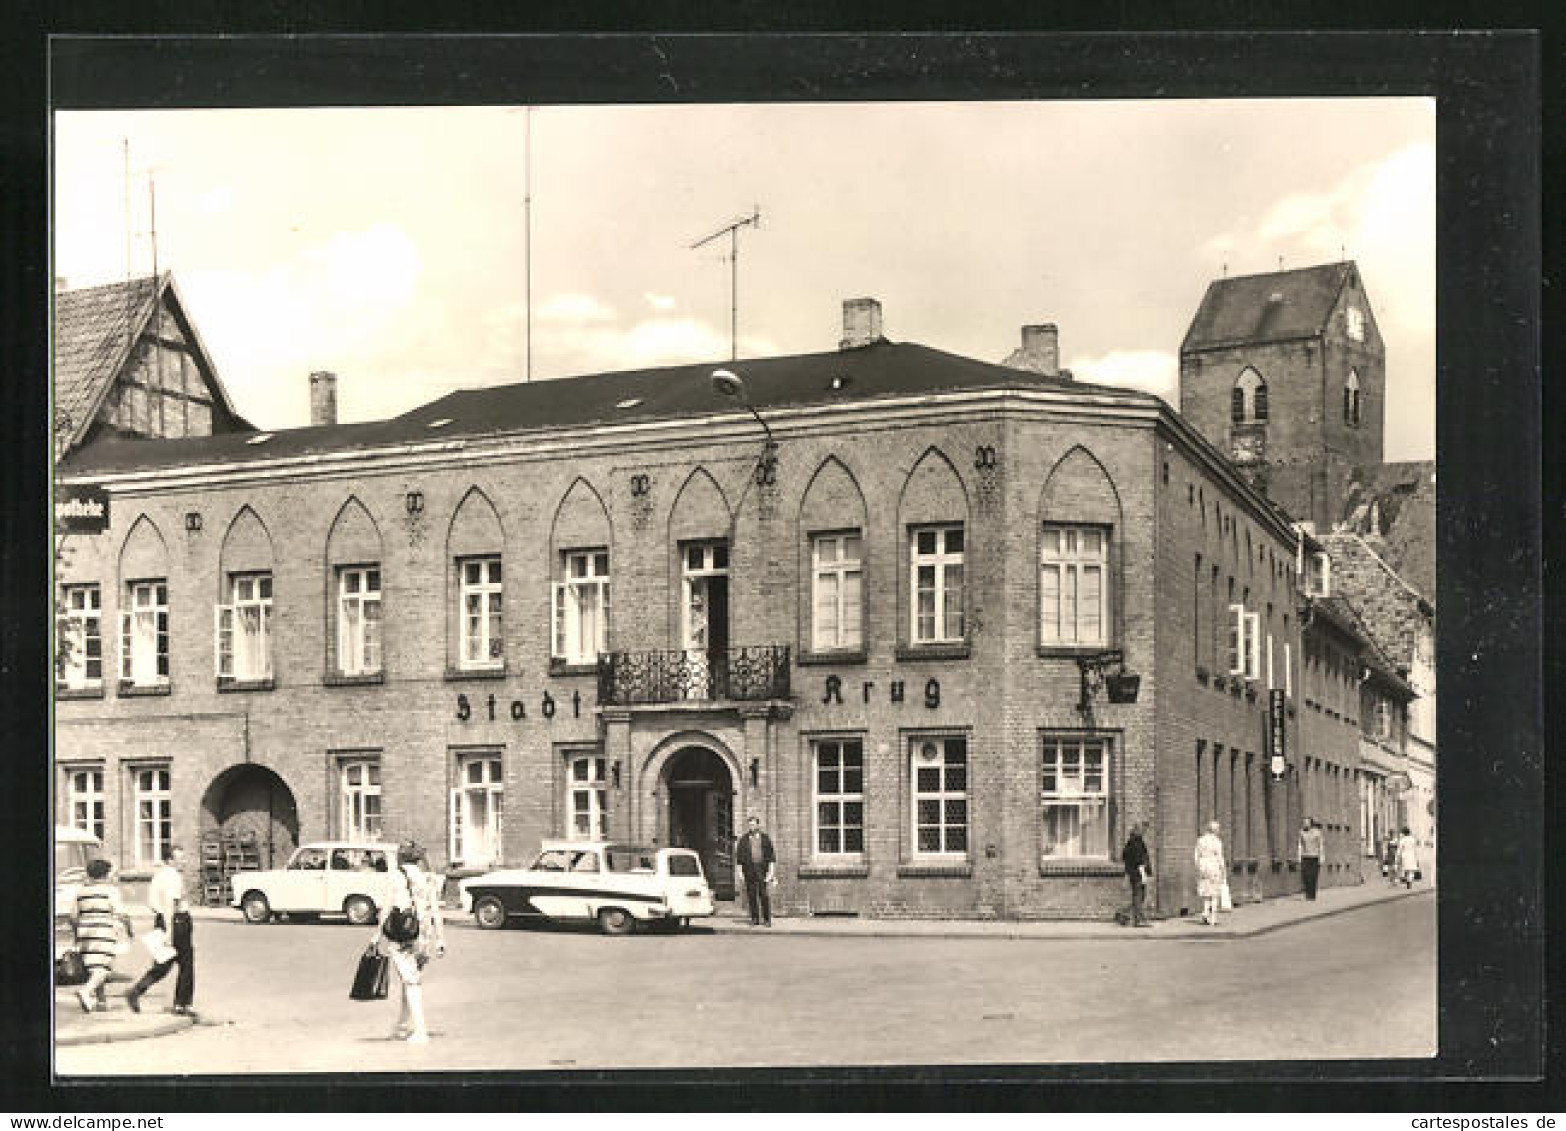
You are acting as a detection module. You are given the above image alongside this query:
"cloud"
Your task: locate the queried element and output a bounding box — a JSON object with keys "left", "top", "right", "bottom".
{"left": 644, "top": 292, "right": 676, "bottom": 311}
{"left": 1068, "top": 349, "right": 1178, "bottom": 402}
{"left": 537, "top": 292, "right": 616, "bottom": 324}
{"left": 536, "top": 314, "right": 730, "bottom": 376}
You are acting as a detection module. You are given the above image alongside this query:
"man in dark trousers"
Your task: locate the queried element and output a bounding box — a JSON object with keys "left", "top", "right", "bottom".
{"left": 1299, "top": 816, "right": 1325, "bottom": 900}
{"left": 734, "top": 814, "right": 776, "bottom": 927}
{"left": 125, "top": 844, "right": 196, "bottom": 1015}
{"left": 1121, "top": 823, "right": 1153, "bottom": 927}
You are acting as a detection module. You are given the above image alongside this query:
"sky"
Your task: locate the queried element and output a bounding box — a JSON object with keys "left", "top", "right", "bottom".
{"left": 53, "top": 100, "right": 1434, "bottom": 461}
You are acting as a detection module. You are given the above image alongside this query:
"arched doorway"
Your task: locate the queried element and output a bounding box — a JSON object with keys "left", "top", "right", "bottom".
{"left": 200, "top": 765, "right": 299, "bottom": 869}
{"left": 663, "top": 746, "right": 736, "bottom": 900}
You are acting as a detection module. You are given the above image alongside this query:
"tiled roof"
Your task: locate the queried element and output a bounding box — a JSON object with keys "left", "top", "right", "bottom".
{"left": 52, "top": 276, "right": 162, "bottom": 457}
{"left": 1339, "top": 461, "right": 1435, "bottom": 601}
{"left": 52, "top": 273, "right": 249, "bottom": 461}
{"left": 1181, "top": 262, "right": 1356, "bottom": 352}
{"left": 59, "top": 340, "right": 1150, "bottom": 477}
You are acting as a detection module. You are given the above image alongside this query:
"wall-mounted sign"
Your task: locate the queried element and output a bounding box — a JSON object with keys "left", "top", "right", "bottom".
{"left": 1269, "top": 688, "right": 1288, "bottom": 778}
{"left": 822, "top": 675, "right": 941, "bottom": 709}
{"left": 456, "top": 689, "right": 584, "bottom": 722}
{"left": 55, "top": 485, "right": 109, "bottom": 534}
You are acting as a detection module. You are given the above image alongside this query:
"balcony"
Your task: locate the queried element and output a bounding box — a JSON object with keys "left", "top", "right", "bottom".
{"left": 597, "top": 645, "right": 791, "bottom": 706}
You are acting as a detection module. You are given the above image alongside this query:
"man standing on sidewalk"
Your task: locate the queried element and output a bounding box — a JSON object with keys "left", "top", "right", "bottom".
{"left": 1121, "top": 823, "right": 1153, "bottom": 927}
{"left": 125, "top": 844, "right": 195, "bottom": 1016}
{"left": 734, "top": 815, "right": 776, "bottom": 927}
{"left": 1298, "top": 817, "right": 1325, "bottom": 901}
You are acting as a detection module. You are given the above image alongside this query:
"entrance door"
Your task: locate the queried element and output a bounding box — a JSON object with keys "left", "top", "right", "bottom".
{"left": 664, "top": 746, "right": 736, "bottom": 899}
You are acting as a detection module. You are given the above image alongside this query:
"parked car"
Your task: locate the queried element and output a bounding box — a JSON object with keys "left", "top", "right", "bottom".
{"left": 54, "top": 825, "right": 103, "bottom": 955}
{"left": 458, "top": 841, "right": 715, "bottom": 935}
{"left": 232, "top": 841, "right": 402, "bottom": 925}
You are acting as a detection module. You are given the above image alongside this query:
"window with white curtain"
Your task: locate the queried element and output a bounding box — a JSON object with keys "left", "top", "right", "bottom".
{"left": 216, "top": 572, "right": 273, "bottom": 681}
{"left": 909, "top": 525, "right": 964, "bottom": 644}
{"left": 336, "top": 566, "right": 382, "bottom": 675}
{"left": 1040, "top": 525, "right": 1109, "bottom": 646}
{"left": 451, "top": 752, "right": 504, "bottom": 867}
{"left": 120, "top": 580, "right": 168, "bottom": 686}
{"left": 811, "top": 532, "right": 863, "bottom": 652}
{"left": 553, "top": 550, "right": 610, "bottom": 664}
{"left": 1040, "top": 735, "right": 1110, "bottom": 859}
{"left": 339, "top": 758, "right": 382, "bottom": 841}
{"left": 459, "top": 556, "right": 504, "bottom": 669}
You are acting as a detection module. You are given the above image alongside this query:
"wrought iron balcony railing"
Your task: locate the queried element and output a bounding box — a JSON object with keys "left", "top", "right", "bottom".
{"left": 597, "top": 645, "right": 791, "bottom": 706}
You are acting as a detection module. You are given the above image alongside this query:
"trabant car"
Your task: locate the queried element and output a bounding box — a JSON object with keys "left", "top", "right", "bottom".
{"left": 458, "top": 841, "right": 715, "bottom": 935}
{"left": 232, "top": 841, "right": 402, "bottom": 925}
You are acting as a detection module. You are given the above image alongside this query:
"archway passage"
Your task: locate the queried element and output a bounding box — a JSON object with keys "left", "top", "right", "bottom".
{"left": 200, "top": 764, "right": 300, "bottom": 871}
{"left": 663, "top": 746, "right": 736, "bottom": 900}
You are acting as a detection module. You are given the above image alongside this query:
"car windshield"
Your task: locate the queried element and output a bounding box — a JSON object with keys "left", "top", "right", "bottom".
{"left": 290, "top": 847, "right": 328, "bottom": 870}
{"left": 55, "top": 840, "right": 95, "bottom": 880}
{"left": 606, "top": 847, "right": 657, "bottom": 873}
{"left": 665, "top": 854, "right": 702, "bottom": 877}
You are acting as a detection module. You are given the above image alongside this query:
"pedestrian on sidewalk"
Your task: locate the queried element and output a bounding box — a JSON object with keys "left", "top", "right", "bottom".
{"left": 125, "top": 845, "right": 195, "bottom": 1016}
{"left": 70, "top": 857, "right": 134, "bottom": 1014}
{"left": 734, "top": 814, "right": 776, "bottom": 927}
{"left": 1298, "top": 817, "right": 1325, "bottom": 901}
{"left": 1381, "top": 832, "right": 1399, "bottom": 883}
{"left": 1121, "top": 824, "right": 1152, "bottom": 927}
{"left": 377, "top": 841, "right": 446, "bottom": 1044}
{"left": 1193, "top": 821, "right": 1226, "bottom": 926}
{"left": 1395, "top": 826, "right": 1419, "bottom": 888}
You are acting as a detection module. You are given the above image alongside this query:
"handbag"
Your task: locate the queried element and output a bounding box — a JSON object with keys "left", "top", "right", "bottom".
{"left": 1219, "top": 881, "right": 1234, "bottom": 911}
{"left": 142, "top": 927, "right": 178, "bottom": 965}
{"left": 382, "top": 906, "right": 420, "bottom": 944}
{"left": 349, "top": 945, "right": 390, "bottom": 1001}
{"left": 54, "top": 949, "right": 88, "bottom": 986}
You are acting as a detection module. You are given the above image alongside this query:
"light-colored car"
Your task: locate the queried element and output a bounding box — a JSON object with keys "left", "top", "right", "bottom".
{"left": 458, "top": 841, "right": 716, "bottom": 936}
{"left": 232, "top": 841, "right": 402, "bottom": 925}
{"left": 54, "top": 825, "right": 104, "bottom": 955}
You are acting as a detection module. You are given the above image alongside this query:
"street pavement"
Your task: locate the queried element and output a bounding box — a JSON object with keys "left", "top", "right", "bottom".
{"left": 55, "top": 882, "right": 1435, "bottom": 1074}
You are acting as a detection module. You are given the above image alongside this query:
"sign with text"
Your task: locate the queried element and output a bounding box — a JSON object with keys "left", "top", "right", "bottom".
{"left": 1269, "top": 688, "right": 1288, "bottom": 777}
{"left": 55, "top": 485, "right": 110, "bottom": 534}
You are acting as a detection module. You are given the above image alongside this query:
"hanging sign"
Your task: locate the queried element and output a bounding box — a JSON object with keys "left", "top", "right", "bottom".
{"left": 55, "top": 485, "right": 110, "bottom": 534}
{"left": 1269, "top": 688, "right": 1288, "bottom": 778}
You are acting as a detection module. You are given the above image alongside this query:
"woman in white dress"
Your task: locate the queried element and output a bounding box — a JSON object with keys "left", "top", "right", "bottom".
{"left": 1394, "top": 825, "right": 1419, "bottom": 889}
{"left": 1193, "top": 820, "right": 1227, "bottom": 926}
{"left": 377, "top": 842, "right": 447, "bottom": 1044}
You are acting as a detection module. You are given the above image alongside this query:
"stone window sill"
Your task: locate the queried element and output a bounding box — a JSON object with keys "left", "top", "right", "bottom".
{"left": 446, "top": 665, "right": 509, "bottom": 681}
{"left": 896, "top": 862, "right": 973, "bottom": 879}
{"left": 894, "top": 643, "right": 971, "bottom": 663}
{"left": 217, "top": 677, "right": 275, "bottom": 693}
{"left": 55, "top": 685, "right": 105, "bottom": 701}
{"left": 796, "top": 649, "right": 868, "bottom": 667}
{"left": 548, "top": 660, "right": 597, "bottom": 677}
{"left": 1037, "top": 861, "right": 1123, "bottom": 878}
{"left": 798, "top": 863, "right": 871, "bottom": 879}
{"left": 1036, "top": 644, "right": 1117, "bottom": 660}
{"left": 118, "top": 681, "right": 171, "bottom": 698}
{"left": 324, "top": 671, "right": 385, "bottom": 687}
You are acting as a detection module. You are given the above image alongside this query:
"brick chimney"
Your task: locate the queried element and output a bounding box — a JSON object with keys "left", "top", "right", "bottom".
{"left": 839, "top": 298, "right": 884, "bottom": 350}
{"left": 309, "top": 370, "right": 338, "bottom": 427}
{"left": 1003, "top": 324, "right": 1063, "bottom": 378}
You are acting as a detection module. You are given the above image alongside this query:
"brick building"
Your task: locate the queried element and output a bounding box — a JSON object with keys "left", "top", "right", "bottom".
{"left": 55, "top": 299, "right": 1376, "bottom": 921}
{"left": 1180, "top": 261, "right": 1385, "bottom": 534}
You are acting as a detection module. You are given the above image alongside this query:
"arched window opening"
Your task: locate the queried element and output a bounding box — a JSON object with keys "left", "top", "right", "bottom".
{"left": 1344, "top": 369, "right": 1362, "bottom": 427}
{"left": 1233, "top": 367, "right": 1267, "bottom": 423}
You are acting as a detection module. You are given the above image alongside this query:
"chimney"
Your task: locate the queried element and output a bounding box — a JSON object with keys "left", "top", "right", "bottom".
{"left": 1003, "top": 323, "right": 1064, "bottom": 378}
{"left": 839, "top": 297, "right": 884, "bottom": 350}
{"left": 309, "top": 370, "right": 338, "bottom": 427}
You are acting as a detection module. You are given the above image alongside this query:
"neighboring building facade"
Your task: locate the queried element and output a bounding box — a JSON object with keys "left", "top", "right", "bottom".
{"left": 54, "top": 301, "right": 1358, "bottom": 919}
{"left": 52, "top": 273, "right": 250, "bottom": 460}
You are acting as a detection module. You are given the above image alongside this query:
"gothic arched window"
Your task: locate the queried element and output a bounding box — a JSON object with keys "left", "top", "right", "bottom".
{"left": 1344, "top": 369, "right": 1362, "bottom": 427}
{"left": 1233, "top": 367, "right": 1267, "bottom": 423}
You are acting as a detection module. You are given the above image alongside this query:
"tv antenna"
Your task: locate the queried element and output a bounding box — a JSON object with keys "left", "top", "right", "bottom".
{"left": 691, "top": 206, "right": 761, "bottom": 361}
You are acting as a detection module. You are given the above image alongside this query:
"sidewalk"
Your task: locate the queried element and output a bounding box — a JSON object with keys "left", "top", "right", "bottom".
{"left": 54, "top": 973, "right": 196, "bottom": 1048}
{"left": 171, "top": 874, "right": 1431, "bottom": 940}
{"left": 700, "top": 878, "right": 1432, "bottom": 941}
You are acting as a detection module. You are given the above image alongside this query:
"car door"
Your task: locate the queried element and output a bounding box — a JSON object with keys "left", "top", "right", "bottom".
{"left": 275, "top": 846, "right": 329, "bottom": 911}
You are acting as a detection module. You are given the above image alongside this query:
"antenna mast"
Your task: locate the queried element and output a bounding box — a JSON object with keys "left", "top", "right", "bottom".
{"left": 691, "top": 206, "right": 761, "bottom": 361}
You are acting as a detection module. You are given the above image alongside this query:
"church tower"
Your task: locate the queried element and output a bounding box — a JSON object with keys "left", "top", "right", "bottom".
{"left": 1178, "top": 261, "right": 1385, "bottom": 531}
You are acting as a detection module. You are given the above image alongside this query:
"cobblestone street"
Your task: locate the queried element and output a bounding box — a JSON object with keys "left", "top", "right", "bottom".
{"left": 56, "top": 891, "right": 1435, "bottom": 1075}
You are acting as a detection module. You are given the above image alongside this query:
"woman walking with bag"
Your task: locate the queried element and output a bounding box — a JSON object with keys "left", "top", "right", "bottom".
{"left": 71, "top": 858, "right": 134, "bottom": 1013}
{"left": 1193, "top": 821, "right": 1227, "bottom": 926}
{"left": 376, "top": 842, "right": 446, "bottom": 1044}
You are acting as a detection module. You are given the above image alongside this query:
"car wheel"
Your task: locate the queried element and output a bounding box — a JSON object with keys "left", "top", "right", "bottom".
{"left": 597, "top": 907, "right": 635, "bottom": 936}
{"left": 240, "top": 892, "right": 272, "bottom": 924}
{"left": 344, "top": 895, "right": 377, "bottom": 926}
{"left": 473, "top": 896, "right": 507, "bottom": 930}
